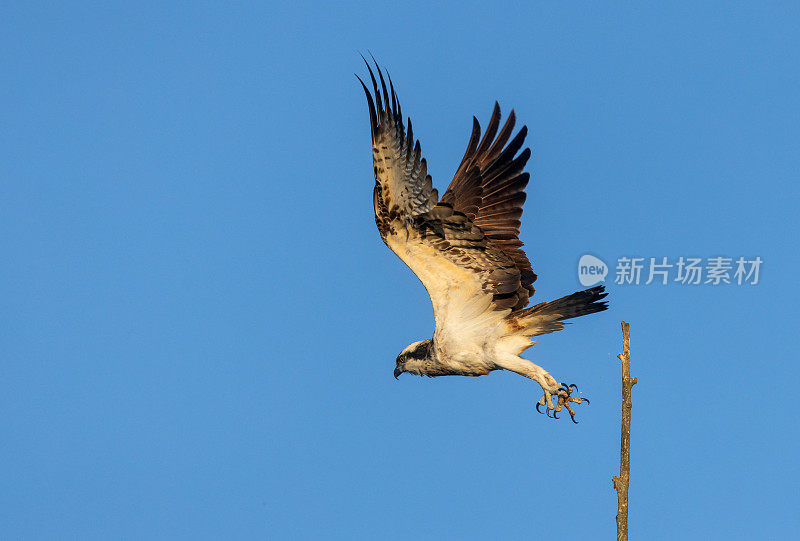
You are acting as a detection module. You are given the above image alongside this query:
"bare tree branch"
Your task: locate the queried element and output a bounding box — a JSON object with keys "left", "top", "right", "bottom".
{"left": 612, "top": 321, "right": 636, "bottom": 541}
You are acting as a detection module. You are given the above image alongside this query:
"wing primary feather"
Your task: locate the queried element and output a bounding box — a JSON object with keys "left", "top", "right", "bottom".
{"left": 485, "top": 110, "right": 516, "bottom": 162}
{"left": 362, "top": 56, "right": 383, "bottom": 118}
{"left": 490, "top": 126, "right": 528, "bottom": 169}
{"left": 387, "top": 71, "right": 398, "bottom": 119}
{"left": 356, "top": 75, "right": 377, "bottom": 141}
{"left": 442, "top": 117, "right": 482, "bottom": 211}
{"left": 459, "top": 117, "right": 481, "bottom": 167}
{"left": 508, "top": 124, "right": 528, "bottom": 154}
{"left": 387, "top": 72, "right": 401, "bottom": 120}
{"left": 482, "top": 154, "right": 530, "bottom": 190}
{"left": 474, "top": 102, "right": 501, "bottom": 157}
{"left": 482, "top": 170, "right": 530, "bottom": 201}
{"left": 481, "top": 150, "right": 530, "bottom": 191}
{"left": 406, "top": 118, "right": 414, "bottom": 161}
{"left": 372, "top": 60, "right": 391, "bottom": 121}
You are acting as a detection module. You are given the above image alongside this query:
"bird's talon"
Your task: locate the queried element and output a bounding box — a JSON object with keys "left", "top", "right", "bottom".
{"left": 538, "top": 381, "right": 589, "bottom": 422}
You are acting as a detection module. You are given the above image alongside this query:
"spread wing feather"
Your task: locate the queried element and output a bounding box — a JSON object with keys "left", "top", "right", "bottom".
{"left": 441, "top": 104, "right": 537, "bottom": 311}
{"left": 359, "top": 63, "right": 528, "bottom": 310}
{"left": 357, "top": 60, "right": 438, "bottom": 238}
{"left": 360, "top": 61, "right": 609, "bottom": 361}
{"left": 359, "top": 60, "right": 537, "bottom": 356}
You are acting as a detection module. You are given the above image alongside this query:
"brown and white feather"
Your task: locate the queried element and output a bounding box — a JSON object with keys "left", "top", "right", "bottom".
{"left": 359, "top": 61, "right": 608, "bottom": 382}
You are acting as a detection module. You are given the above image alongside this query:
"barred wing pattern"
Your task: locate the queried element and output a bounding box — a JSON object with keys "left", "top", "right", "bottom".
{"left": 359, "top": 62, "right": 538, "bottom": 351}
{"left": 357, "top": 63, "right": 438, "bottom": 238}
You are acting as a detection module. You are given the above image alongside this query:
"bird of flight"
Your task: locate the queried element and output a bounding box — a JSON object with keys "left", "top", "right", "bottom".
{"left": 358, "top": 60, "right": 608, "bottom": 422}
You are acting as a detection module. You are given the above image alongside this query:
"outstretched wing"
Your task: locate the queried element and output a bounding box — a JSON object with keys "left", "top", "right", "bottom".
{"left": 440, "top": 103, "right": 537, "bottom": 311}
{"left": 357, "top": 61, "right": 438, "bottom": 238}
{"left": 359, "top": 63, "right": 534, "bottom": 352}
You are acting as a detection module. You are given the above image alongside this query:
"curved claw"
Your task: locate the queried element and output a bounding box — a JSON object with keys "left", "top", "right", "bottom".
{"left": 537, "top": 384, "right": 588, "bottom": 421}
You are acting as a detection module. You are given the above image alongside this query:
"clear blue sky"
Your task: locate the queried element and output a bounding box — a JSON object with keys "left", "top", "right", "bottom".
{"left": 2, "top": 2, "right": 798, "bottom": 539}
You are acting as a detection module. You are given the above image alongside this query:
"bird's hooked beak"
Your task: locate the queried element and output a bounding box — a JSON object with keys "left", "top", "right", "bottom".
{"left": 394, "top": 366, "right": 403, "bottom": 379}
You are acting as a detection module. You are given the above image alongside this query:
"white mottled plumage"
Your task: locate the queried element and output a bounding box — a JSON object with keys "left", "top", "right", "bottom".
{"left": 360, "top": 60, "right": 608, "bottom": 420}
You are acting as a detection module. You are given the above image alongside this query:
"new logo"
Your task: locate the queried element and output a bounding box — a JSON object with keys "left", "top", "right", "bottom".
{"left": 578, "top": 254, "right": 608, "bottom": 287}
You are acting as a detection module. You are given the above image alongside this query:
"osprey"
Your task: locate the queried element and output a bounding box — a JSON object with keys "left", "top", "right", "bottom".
{"left": 359, "top": 61, "right": 608, "bottom": 422}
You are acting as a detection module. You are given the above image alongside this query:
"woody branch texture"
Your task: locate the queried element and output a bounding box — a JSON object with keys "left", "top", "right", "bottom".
{"left": 612, "top": 321, "right": 636, "bottom": 541}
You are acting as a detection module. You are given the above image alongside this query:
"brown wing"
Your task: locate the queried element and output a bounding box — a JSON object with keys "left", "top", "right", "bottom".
{"left": 359, "top": 63, "right": 530, "bottom": 313}
{"left": 440, "top": 103, "right": 536, "bottom": 311}
{"left": 358, "top": 61, "right": 438, "bottom": 240}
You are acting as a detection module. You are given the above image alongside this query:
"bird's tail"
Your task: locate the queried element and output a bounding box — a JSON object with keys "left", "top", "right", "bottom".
{"left": 508, "top": 285, "right": 609, "bottom": 337}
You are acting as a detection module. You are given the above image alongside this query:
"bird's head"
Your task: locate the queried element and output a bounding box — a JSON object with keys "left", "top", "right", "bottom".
{"left": 394, "top": 339, "right": 433, "bottom": 378}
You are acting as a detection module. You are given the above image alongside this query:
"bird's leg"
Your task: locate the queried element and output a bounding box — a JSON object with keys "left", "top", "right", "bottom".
{"left": 493, "top": 356, "right": 570, "bottom": 416}
{"left": 494, "top": 355, "right": 590, "bottom": 422}
{"left": 534, "top": 372, "right": 560, "bottom": 411}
